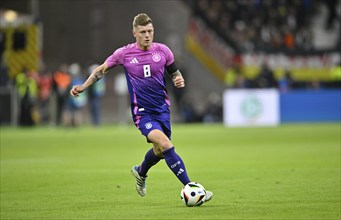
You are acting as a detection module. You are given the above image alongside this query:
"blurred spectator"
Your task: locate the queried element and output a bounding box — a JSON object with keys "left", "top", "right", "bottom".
{"left": 224, "top": 67, "right": 236, "bottom": 88}
{"left": 295, "top": 26, "right": 313, "bottom": 50}
{"left": 330, "top": 62, "right": 341, "bottom": 81}
{"left": 87, "top": 64, "right": 105, "bottom": 126}
{"left": 64, "top": 63, "right": 87, "bottom": 127}
{"left": 206, "top": 0, "right": 222, "bottom": 23}
{"left": 323, "top": 0, "right": 339, "bottom": 30}
{"left": 307, "top": 77, "right": 321, "bottom": 90}
{"left": 53, "top": 64, "right": 71, "bottom": 126}
{"left": 256, "top": 63, "right": 278, "bottom": 88}
{"left": 203, "top": 92, "right": 222, "bottom": 123}
{"left": 38, "top": 70, "right": 53, "bottom": 124}
{"left": 15, "top": 69, "right": 38, "bottom": 126}
{"left": 283, "top": 29, "right": 295, "bottom": 49}
{"left": 224, "top": 65, "right": 246, "bottom": 88}
{"left": 180, "top": 96, "right": 201, "bottom": 123}
{"left": 114, "top": 72, "right": 129, "bottom": 125}
{"left": 0, "top": 60, "right": 10, "bottom": 87}
{"left": 279, "top": 69, "right": 294, "bottom": 93}
{"left": 235, "top": 70, "right": 246, "bottom": 88}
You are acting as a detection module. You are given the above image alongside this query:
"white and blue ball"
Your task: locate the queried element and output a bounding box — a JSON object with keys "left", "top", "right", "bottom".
{"left": 180, "top": 182, "right": 206, "bottom": 207}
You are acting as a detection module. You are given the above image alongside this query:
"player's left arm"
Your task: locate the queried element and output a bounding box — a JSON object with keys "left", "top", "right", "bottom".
{"left": 166, "top": 62, "right": 185, "bottom": 88}
{"left": 171, "top": 70, "right": 185, "bottom": 88}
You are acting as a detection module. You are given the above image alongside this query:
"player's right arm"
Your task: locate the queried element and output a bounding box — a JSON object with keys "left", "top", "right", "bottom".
{"left": 70, "top": 62, "right": 110, "bottom": 97}
{"left": 71, "top": 45, "right": 125, "bottom": 97}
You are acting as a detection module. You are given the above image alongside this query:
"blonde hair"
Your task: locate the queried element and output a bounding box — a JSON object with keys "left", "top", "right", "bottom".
{"left": 133, "top": 13, "right": 152, "bottom": 29}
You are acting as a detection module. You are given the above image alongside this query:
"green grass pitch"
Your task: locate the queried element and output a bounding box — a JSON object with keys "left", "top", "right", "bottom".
{"left": 1, "top": 123, "right": 340, "bottom": 219}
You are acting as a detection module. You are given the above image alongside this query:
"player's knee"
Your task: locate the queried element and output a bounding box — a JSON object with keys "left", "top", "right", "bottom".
{"left": 153, "top": 139, "right": 172, "bottom": 153}
{"left": 148, "top": 130, "right": 172, "bottom": 150}
{"left": 155, "top": 152, "right": 165, "bottom": 159}
{"left": 158, "top": 142, "right": 172, "bottom": 152}
{"left": 152, "top": 146, "right": 165, "bottom": 158}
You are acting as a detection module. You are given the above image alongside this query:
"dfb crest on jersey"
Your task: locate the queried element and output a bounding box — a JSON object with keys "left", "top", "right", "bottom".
{"left": 152, "top": 52, "right": 161, "bottom": 62}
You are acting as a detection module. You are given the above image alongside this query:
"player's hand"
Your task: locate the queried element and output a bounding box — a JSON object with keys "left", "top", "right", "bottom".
{"left": 173, "top": 75, "right": 185, "bottom": 88}
{"left": 70, "top": 85, "right": 85, "bottom": 97}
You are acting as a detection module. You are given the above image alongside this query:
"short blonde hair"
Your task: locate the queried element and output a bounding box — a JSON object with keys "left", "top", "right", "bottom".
{"left": 133, "top": 13, "right": 152, "bottom": 29}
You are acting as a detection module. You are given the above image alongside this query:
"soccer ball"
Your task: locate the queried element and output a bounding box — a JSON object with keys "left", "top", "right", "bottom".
{"left": 180, "top": 182, "right": 206, "bottom": 207}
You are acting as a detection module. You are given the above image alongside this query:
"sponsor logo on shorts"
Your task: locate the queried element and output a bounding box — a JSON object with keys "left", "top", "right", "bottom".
{"left": 145, "top": 122, "right": 153, "bottom": 129}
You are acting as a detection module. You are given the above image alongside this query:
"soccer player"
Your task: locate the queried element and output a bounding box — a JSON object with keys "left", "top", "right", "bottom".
{"left": 70, "top": 13, "right": 213, "bottom": 203}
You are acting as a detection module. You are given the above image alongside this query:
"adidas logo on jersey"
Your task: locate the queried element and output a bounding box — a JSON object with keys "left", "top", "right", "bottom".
{"left": 130, "top": 58, "right": 139, "bottom": 64}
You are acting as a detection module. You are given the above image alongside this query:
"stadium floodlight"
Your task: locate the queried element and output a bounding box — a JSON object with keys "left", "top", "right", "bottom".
{"left": 4, "top": 10, "right": 18, "bottom": 23}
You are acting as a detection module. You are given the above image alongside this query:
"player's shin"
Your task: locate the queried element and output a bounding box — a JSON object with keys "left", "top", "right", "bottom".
{"left": 163, "top": 146, "right": 190, "bottom": 185}
{"left": 138, "top": 148, "right": 161, "bottom": 177}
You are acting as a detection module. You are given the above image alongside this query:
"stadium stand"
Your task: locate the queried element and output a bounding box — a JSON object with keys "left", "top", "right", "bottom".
{"left": 184, "top": 0, "right": 340, "bottom": 54}
{"left": 183, "top": 0, "right": 340, "bottom": 90}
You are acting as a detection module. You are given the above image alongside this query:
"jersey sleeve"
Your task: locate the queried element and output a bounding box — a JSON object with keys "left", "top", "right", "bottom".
{"left": 161, "top": 44, "right": 175, "bottom": 66}
{"left": 105, "top": 47, "right": 125, "bottom": 68}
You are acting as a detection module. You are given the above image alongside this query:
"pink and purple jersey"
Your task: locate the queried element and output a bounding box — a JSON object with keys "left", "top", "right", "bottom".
{"left": 105, "top": 42, "right": 174, "bottom": 118}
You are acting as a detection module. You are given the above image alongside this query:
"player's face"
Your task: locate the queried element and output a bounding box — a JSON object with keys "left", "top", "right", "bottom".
{"left": 133, "top": 23, "right": 154, "bottom": 50}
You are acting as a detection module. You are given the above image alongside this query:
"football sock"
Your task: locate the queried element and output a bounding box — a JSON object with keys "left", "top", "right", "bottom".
{"left": 163, "top": 146, "right": 191, "bottom": 185}
{"left": 138, "top": 148, "right": 161, "bottom": 177}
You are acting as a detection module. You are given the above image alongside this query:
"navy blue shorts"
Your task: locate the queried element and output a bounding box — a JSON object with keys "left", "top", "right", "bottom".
{"left": 134, "top": 113, "right": 172, "bottom": 143}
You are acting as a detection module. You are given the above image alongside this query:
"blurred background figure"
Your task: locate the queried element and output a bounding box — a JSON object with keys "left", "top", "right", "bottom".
{"left": 307, "top": 77, "right": 321, "bottom": 90}
{"left": 203, "top": 92, "right": 222, "bottom": 123}
{"left": 38, "top": 69, "right": 53, "bottom": 124}
{"left": 114, "top": 72, "right": 129, "bottom": 125}
{"left": 87, "top": 64, "right": 106, "bottom": 126}
{"left": 15, "top": 69, "right": 38, "bottom": 126}
{"left": 279, "top": 69, "right": 294, "bottom": 93}
{"left": 224, "top": 65, "right": 246, "bottom": 89}
{"left": 64, "top": 63, "right": 87, "bottom": 127}
{"left": 256, "top": 63, "right": 278, "bottom": 88}
{"left": 52, "top": 64, "right": 71, "bottom": 126}
{"left": 330, "top": 61, "right": 341, "bottom": 82}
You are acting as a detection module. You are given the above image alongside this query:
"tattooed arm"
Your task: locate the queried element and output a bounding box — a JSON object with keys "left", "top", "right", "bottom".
{"left": 70, "top": 62, "right": 110, "bottom": 97}
{"left": 171, "top": 70, "right": 185, "bottom": 88}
